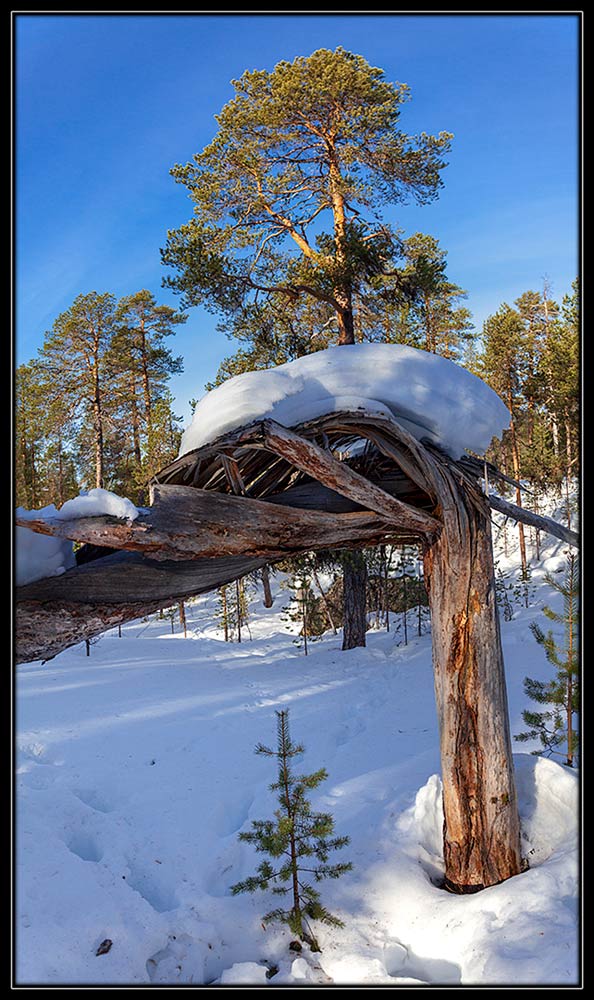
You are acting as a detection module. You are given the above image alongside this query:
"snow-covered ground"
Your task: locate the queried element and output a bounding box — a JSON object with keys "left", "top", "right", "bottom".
{"left": 15, "top": 496, "right": 580, "bottom": 986}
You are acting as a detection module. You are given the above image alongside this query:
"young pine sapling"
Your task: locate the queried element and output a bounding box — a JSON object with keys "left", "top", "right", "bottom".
{"left": 230, "top": 709, "right": 352, "bottom": 951}
{"left": 515, "top": 552, "right": 579, "bottom": 766}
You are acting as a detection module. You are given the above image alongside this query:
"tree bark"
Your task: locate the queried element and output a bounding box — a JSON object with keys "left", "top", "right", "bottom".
{"left": 423, "top": 473, "right": 523, "bottom": 891}
{"left": 342, "top": 550, "right": 368, "bottom": 650}
{"left": 261, "top": 565, "right": 274, "bottom": 608}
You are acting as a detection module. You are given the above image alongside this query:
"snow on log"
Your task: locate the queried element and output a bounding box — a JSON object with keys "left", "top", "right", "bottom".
{"left": 179, "top": 343, "right": 511, "bottom": 460}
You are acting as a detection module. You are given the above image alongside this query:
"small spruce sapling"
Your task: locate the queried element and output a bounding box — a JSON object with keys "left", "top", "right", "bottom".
{"left": 230, "top": 709, "right": 352, "bottom": 951}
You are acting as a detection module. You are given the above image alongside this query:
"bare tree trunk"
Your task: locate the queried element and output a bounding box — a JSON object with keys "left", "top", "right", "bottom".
{"left": 236, "top": 578, "right": 242, "bottom": 643}
{"left": 261, "top": 565, "right": 274, "bottom": 608}
{"left": 423, "top": 483, "right": 523, "bottom": 892}
{"left": 342, "top": 551, "right": 367, "bottom": 650}
{"left": 93, "top": 386, "right": 105, "bottom": 490}
{"left": 508, "top": 417, "right": 528, "bottom": 578}
{"left": 222, "top": 586, "right": 229, "bottom": 642}
{"left": 179, "top": 600, "right": 187, "bottom": 638}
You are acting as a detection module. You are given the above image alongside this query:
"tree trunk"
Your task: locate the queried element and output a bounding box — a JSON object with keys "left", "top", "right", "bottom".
{"left": 236, "top": 578, "right": 242, "bottom": 643}
{"left": 93, "top": 368, "right": 105, "bottom": 490}
{"left": 342, "top": 551, "right": 367, "bottom": 650}
{"left": 508, "top": 416, "right": 528, "bottom": 578}
{"left": 222, "top": 586, "right": 229, "bottom": 642}
{"left": 336, "top": 298, "right": 355, "bottom": 345}
{"left": 423, "top": 481, "right": 523, "bottom": 892}
{"left": 261, "top": 565, "right": 274, "bottom": 608}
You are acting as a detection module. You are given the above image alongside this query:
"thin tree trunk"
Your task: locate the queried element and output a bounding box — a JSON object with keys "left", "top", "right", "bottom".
{"left": 222, "top": 586, "right": 229, "bottom": 642}
{"left": 385, "top": 546, "right": 391, "bottom": 632}
{"left": 236, "top": 578, "right": 242, "bottom": 643}
{"left": 301, "top": 588, "right": 308, "bottom": 656}
{"left": 402, "top": 558, "right": 408, "bottom": 646}
{"left": 261, "top": 565, "right": 274, "bottom": 608}
{"left": 508, "top": 417, "right": 528, "bottom": 578}
{"left": 278, "top": 717, "right": 304, "bottom": 940}
{"left": 342, "top": 551, "right": 367, "bottom": 650}
{"left": 423, "top": 483, "right": 523, "bottom": 892}
{"left": 140, "top": 319, "right": 153, "bottom": 436}
{"left": 179, "top": 600, "right": 187, "bottom": 638}
{"left": 57, "top": 431, "right": 64, "bottom": 507}
{"left": 93, "top": 367, "right": 105, "bottom": 490}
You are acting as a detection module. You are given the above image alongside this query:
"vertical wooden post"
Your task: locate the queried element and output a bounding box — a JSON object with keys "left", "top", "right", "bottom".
{"left": 423, "top": 476, "right": 523, "bottom": 892}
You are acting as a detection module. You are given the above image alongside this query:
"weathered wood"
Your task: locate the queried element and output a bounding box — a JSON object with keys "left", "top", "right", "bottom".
{"left": 15, "top": 550, "right": 271, "bottom": 662}
{"left": 16, "top": 485, "right": 402, "bottom": 563}
{"left": 487, "top": 492, "right": 578, "bottom": 548}
{"left": 259, "top": 420, "right": 441, "bottom": 536}
{"left": 423, "top": 468, "right": 523, "bottom": 891}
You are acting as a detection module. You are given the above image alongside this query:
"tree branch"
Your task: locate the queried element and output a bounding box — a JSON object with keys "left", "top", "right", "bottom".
{"left": 487, "top": 493, "right": 579, "bottom": 548}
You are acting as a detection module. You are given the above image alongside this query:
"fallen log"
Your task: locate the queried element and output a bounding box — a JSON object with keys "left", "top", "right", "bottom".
{"left": 16, "top": 484, "right": 401, "bottom": 563}
{"left": 15, "top": 551, "right": 270, "bottom": 663}
{"left": 487, "top": 493, "right": 578, "bottom": 548}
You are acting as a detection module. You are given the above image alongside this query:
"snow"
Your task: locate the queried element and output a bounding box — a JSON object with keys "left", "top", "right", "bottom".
{"left": 16, "top": 490, "right": 139, "bottom": 587}
{"left": 16, "top": 506, "right": 77, "bottom": 587}
{"left": 55, "top": 488, "right": 139, "bottom": 522}
{"left": 15, "top": 492, "right": 579, "bottom": 986}
{"left": 179, "top": 343, "right": 511, "bottom": 460}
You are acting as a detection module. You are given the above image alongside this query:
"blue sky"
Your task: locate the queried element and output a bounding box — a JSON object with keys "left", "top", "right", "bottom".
{"left": 15, "top": 13, "right": 580, "bottom": 426}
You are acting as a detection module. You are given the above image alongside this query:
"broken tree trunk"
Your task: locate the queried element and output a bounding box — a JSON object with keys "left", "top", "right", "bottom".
{"left": 16, "top": 406, "right": 577, "bottom": 895}
{"left": 423, "top": 463, "right": 523, "bottom": 891}
{"left": 15, "top": 551, "right": 270, "bottom": 663}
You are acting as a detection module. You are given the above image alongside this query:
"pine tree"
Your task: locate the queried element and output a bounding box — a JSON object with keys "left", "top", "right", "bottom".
{"left": 231, "top": 709, "right": 352, "bottom": 951}
{"left": 112, "top": 290, "right": 185, "bottom": 489}
{"left": 15, "top": 361, "right": 52, "bottom": 508}
{"left": 478, "top": 303, "right": 530, "bottom": 577}
{"left": 37, "top": 292, "right": 118, "bottom": 490}
{"left": 515, "top": 552, "right": 579, "bottom": 766}
{"left": 162, "top": 47, "right": 452, "bottom": 346}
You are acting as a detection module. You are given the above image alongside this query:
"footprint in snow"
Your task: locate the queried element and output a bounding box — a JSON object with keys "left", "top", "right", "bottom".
{"left": 124, "top": 860, "right": 179, "bottom": 914}
{"left": 212, "top": 793, "right": 254, "bottom": 838}
{"left": 72, "top": 787, "right": 115, "bottom": 814}
{"left": 67, "top": 830, "right": 104, "bottom": 863}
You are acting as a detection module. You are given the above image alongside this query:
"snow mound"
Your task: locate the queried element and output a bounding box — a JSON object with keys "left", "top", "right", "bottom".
{"left": 16, "top": 490, "right": 139, "bottom": 587}
{"left": 56, "top": 488, "right": 139, "bottom": 522}
{"left": 180, "top": 343, "right": 510, "bottom": 460}
{"left": 514, "top": 754, "right": 579, "bottom": 865}
{"left": 398, "top": 754, "right": 578, "bottom": 871}
{"left": 16, "top": 521, "right": 76, "bottom": 587}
